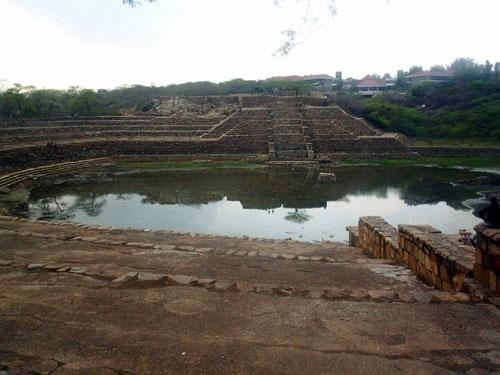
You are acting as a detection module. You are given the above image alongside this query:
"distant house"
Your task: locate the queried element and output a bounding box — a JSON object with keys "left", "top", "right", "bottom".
{"left": 356, "top": 75, "right": 389, "bottom": 97}
{"left": 406, "top": 70, "right": 452, "bottom": 84}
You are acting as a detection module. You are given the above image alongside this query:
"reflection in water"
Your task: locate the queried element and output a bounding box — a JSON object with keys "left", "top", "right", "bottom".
{"left": 285, "top": 209, "right": 312, "bottom": 224}
{"left": 27, "top": 166, "right": 500, "bottom": 242}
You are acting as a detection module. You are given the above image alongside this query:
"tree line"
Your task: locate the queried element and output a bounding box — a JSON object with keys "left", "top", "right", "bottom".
{"left": 0, "top": 79, "right": 314, "bottom": 118}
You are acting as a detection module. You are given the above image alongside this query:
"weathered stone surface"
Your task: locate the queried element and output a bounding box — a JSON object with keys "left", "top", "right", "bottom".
{"left": 80, "top": 236, "right": 98, "bottom": 242}
{"left": 273, "top": 288, "right": 293, "bottom": 296}
{"left": 27, "top": 263, "right": 44, "bottom": 270}
{"left": 166, "top": 274, "right": 198, "bottom": 286}
{"left": 137, "top": 272, "right": 167, "bottom": 283}
{"left": 195, "top": 247, "right": 212, "bottom": 253}
{"left": 112, "top": 272, "right": 138, "bottom": 283}
{"left": 69, "top": 266, "right": 88, "bottom": 274}
{"left": 160, "top": 244, "right": 176, "bottom": 251}
{"left": 368, "top": 290, "right": 397, "bottom": 300}
{"left": 297, "top": 256, "right": 310, "bottom": 261}
{"left": 430, "top": 291, "right": 470, "bottom": 303}
{"left": 43, "top": 264, "right": 63, "bottom": 271}
{"left": 279, "top": 254, "right": 295, "bottom": 260}
{"left": 349, "top": 290, "right": 370, "bottom": 300}
{"left": 178, "top": 245, "right": 195, "bottom": 251}
{"left": 211, "top": 281, "right": 231, "bottom": 291}
{"left": 196, "top": 278, "right": 217, "bottom": 287}
{"left": 0, "top": 259, "right": 13, "bottom": 266}
{"left": 397, "top": 292, "right": 417, "bottom": 303}
{"left": 126, "top": 242, "right": 155, "bottom": 249}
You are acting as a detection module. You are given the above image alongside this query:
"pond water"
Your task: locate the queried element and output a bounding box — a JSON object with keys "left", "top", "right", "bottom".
{"left": 26, "top": 166, "right": 500, "bottom": 242}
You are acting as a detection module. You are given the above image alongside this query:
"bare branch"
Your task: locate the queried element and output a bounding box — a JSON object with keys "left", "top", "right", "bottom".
{"left": 273, "top": 0, "right": 337, "bottom": 56}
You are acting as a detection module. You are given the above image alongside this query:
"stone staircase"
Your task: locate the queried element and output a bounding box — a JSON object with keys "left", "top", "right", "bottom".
{"left": 0, "top": 158, "right": 108, "bottom": 189}
{"left": 268, "top": 109, "right": 314, "bottom": 161}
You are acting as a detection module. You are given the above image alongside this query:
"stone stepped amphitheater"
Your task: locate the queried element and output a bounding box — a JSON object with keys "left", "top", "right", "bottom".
{"left": 0, "top": 95, "right": 413, "bottom": 171}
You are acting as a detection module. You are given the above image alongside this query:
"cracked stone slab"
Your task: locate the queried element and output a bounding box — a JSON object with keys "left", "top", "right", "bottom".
{"left": 166, "top": 274, "right": 198, "bottom": 286}
{"left": 27, "top": 263, "right": 44, "bottom": 270}
{"left": 112, "top": 272, "right": 138, "bottom": 283}
{"left": 137, "top": 272, "right": 167, "bottom": 283}
{"left": 69, "top": 266, "right": 88, "bottom": 274}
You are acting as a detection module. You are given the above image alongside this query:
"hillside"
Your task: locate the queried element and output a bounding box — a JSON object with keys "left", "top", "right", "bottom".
{"left": 337, "top": 73, "right": 500, "bottom": 142}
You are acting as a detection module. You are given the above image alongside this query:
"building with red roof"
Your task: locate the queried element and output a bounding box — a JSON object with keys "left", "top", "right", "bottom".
{"left": 355, "top": 75, "right": 391, "bottom": 96}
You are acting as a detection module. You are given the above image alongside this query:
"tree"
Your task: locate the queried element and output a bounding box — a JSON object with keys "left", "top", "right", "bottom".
{"left": 449, "top": 57, "right": 477, "bottom": 74}
{"left": 0, "top": 84, "right": 30, "bottom": 117}
{"left": 395, "top": 70, "right": 407, "bottom": 89}
{"left": 430, "top": 65, "right": 446, "bottom": 72}
{"left": 67, "top": 89, "right": 100, "bottom": 116}
{"left": 273, "top": 0, "right": 337, "bottom": 55}
{"left": 122, "top": 0, "right": 154, "bottom": 6}
{"left": 484, "top": 60, "right": 493, "bottom": 78}
{"left": 30, "top": 89, "right": 62, "bottom": 118}
{"left": 494, "top": 62, "right": 500, "bottom": 79}
{"left": 408, "top": 66, "right": 423, "bottom": 74}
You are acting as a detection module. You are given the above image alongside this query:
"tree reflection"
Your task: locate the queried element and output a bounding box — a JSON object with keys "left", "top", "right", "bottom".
{"left": 31, "top": 192, "right": 107, "bottom": 219}
{"left": 285, "top": 208, "right": 312, "bottom": 224}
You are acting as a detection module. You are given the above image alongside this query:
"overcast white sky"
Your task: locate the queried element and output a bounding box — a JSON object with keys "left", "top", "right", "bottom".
{"left": 1, "top": 0, "right": 499, "bottom": 89}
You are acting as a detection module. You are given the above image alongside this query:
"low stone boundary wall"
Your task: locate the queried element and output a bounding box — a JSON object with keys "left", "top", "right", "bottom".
{"left": 398, "top": 225, "right": 474, "bottom": 292}
{"left": 348, "top": 217, "right": 475, "bottom": 293}
{"left": 474, "top": 224, "right": 500, "bottom": 293}
{"left": 410, "top": 146, "right": 500, "bottom": 157}
{"left": 355, "top": 216, "right": 400, "bottom": 260}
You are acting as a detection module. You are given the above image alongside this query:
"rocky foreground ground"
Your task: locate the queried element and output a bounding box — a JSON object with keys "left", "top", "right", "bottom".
{"left": 0, "top": 216, "right": 499, "bottom": 374}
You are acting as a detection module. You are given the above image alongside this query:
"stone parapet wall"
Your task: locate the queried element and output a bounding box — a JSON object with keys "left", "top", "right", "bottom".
{"left": 474, "top": 224, "right": 500, "bottom": 293}
{"left": 356, "top": 217, "right": 400, "bottom": 260}
{"left": 348, "top": 217, "right": 476, "bottom": 293}
{"left": 398, "top": 225, "right": 474, "bottom": 292}
{"left": 410, "top": 146, "right": 500, "bottom": 157}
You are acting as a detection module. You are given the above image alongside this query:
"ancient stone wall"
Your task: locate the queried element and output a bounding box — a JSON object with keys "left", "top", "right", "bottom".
{"left": 355, "top": 216, "right": 400, "bottom": 260}
{"left": 410, "top": 146, "right": 500, "bottom": 157}
{"left": 348, "top": 217, "right": 475, "bottom": 293}
{"left": 0, "top": 140, "right": 269, "bottom": 171}
{"left": 312, "top": 137, "right": 409, "bottom": 153}
{"left": 0, "top": 96, "right": 417, "bottom": 169}
{"left": 398, "top": 225, "right": 474, "bottom": 292}
{"left": 474, "top": 224, "right": 500, "bottom": 293}
{"left": 152, "top": 96, "right": 238, "bottom": 116}
{"left": 240, "top": 95, "right": 331, "bottom": 108}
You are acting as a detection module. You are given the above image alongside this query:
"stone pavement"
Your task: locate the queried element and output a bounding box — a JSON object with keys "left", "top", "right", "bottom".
{"left": 0, "top": 217, "right": 499, "bottom": 374}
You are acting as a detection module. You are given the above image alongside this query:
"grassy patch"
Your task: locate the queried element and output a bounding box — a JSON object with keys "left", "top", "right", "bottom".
{"left": 338, "top": 156, "right": 500, "bottom": 169}
{"left": 116, "top": 160, "right": 264, "bottom": 171}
